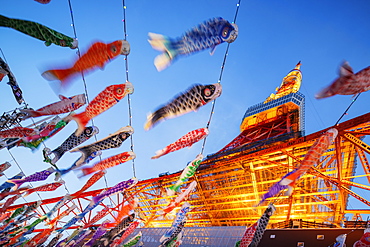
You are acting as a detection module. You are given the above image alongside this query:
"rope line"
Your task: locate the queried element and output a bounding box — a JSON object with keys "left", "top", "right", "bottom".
{"left": 200, "top": 0, "right": 242, "bottom": 155}
{"left": 122, "top": 0, "right": 136, "bottom": 178}
{"left": 334, "top": 93, "right": 361, "bottom": 126}
{"left": 66, "top": 0, "right": 112, "bottom": 192}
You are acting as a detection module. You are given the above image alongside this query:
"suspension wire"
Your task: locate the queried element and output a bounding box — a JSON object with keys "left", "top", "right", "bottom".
{"left": 334, "top": 93, "right": 361, "bottom": 126}
{"left": 67, "top": 0, "right": 112, "bottom": 191}
{"left": 200, "top": 0, "right": 242, "bottom": 155}
{"left": 122, "top": 0, "right": 136, "bottom": 178}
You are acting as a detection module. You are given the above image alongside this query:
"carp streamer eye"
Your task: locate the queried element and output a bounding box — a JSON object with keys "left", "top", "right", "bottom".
{"left": 111, "top": 45, "right": 117, "bottom": 53}
{"left": 221, "top": 26, "right": 230, "bottom": 38}
{"left": 203, "top": 85, "right": 216, "bottom": 98}
{"left": 116, "top": 87, "right": 123, "bottom": 95}
{"left": 204, "top": 88, "right": 211, "bottom": 97}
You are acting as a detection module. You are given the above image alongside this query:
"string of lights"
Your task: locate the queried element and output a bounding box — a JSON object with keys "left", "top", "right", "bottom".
{"left": 121, "top": 0, "right": 136, "bottom": 178}
{"left": 200, "top": 0, "right": 242, "bottom": 155}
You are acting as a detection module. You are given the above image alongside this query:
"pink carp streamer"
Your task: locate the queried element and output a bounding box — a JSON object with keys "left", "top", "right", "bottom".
{"left": 237, "top": 222, "right": 258, "bottom": 247}
{"left": 151, "top": 128, "right": 209, "bottom": 159}
{"left": 316, "top": 62, "right": 370, "bottom": 99}
{"left": 259, "top": 128, "right": 338, "bottom": 204}
{"left": 79, "top": 151, "right": 135, "bottom": 177}
{"left": 280, "top": 128, "right": 338, "bottom": 185}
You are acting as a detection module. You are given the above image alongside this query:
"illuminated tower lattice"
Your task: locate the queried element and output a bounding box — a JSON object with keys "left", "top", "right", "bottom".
{"left": 5, "top": 62, "right": 370, "bottom": 239}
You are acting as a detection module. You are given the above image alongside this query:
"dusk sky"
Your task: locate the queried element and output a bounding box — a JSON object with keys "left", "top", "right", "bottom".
{"left": 1, "top": 0, "right": 369, "bottom": 218}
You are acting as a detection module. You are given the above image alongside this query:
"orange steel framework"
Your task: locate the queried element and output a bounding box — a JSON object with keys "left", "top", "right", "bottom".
{"left": 7, "top": 112, "right": 370, "bottom": 231}
{"left": 5, "top": 62, "right": 370, "bottom": 233}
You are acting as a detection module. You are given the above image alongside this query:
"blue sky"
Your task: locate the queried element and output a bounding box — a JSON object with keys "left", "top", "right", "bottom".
{"left": 1, "top": 0, "right": 370, "bottom": 216}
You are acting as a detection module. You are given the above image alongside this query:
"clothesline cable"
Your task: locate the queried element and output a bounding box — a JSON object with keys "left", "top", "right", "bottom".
{"left": 122, "top": 0, "right": 136, "bottom": 178}
{"left": 200, "top": 0, "right": 242, "bottom": 155}
{"left": 66, "top": 0, "right": 114, "bottom": 194}
{"left": 334, "top": 93, "right": 361, "bottom": 126}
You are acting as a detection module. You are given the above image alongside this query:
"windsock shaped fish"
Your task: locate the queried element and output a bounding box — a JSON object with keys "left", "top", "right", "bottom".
{"left": 45, "top": 204, "right": 77, "bottom": 227}
{"left": 92, "top": 177, "right": 138, "bottom": 204}
{"left": 0, "top": 14, "right": 77, "bottom": 48}
{"left": 0, "top": 68, "right": 7, "bottom": 82}
{"left": 20, "top": 94, "right": 86, "bottom": 120}
{"left": 167, "top": 154, "right": 203, "bottom": 196}
{"left": 58, "top": 199, "right": 101, "bottom": 233}
{"left": 67, "top": 83, "right": 134, "bottom": 135}
{"left": 0, "top": 127, "right": 38, "bottom": 139}
{"left": 0, "top": 195, "right": 21, "bottom": 213}
{"left": 98, "top": 213, "right": 135, "bottom": 246}
{"left": 79, "top": 151, "right": 136, "bottom": 177}
{"left": 258, "top": 177, "right": 291, "bottom": 205}
{"left": 28, "top": 227, "right": 55, "bottom": 246}
{"left": 83, "top": 205, "right": 112, "bottom": 229}
{"left": 316, "top": 62, "right": 370, "bottom": 99}
{"left": 0, "top": 162, "right": 11, "bottom": 174}
{"left": 43, "top": 126, "right": 98, "bottom": 165}
{"left": 4, "top": 206, "right": 26, "bottom": 224}
{"left": 57, "top": 215, "right": 83, "bottom": 233}
{"left": 7, "top": 167, "right": 55, "bottom": 190}
{"left": 158, "top": 181, "right": 197, "bottom": 215}
{"left": 281, "top": 128, "right": 338, "bottom": 185}
{"left": 149, "top": 17, "right": 238, "bottom": 71}
{"left": 0, "top": 172, "right": 24, "bottom": 191}
{"left": 259, "top": 129, "right": 337, "bottom": 204}
{"left": 0, "top": 57, "right": 24, "bottom": 104}
{"left": 45, "top": 233, "right": 63, "bottom": 247}
{"left": 64, "top": 226, "right": 83, "bottom": 244}
{"left": 68, "top": 229, "right": 90, "bottom": 247}
{"left": 70, "top": 126, "right": 133, "bottom": 166}
{"left": 55, "top": 236, "right": 69, "bottom": 247}
{"left": 122, "top": 231, "right": 142, "bottom": 247}
{"left": 7, "top": 229, "right": 28, "bottom": 246}
{"left": 0, "top": 212, "right": 11, "bottom": 224}
{"left": 54, "top": 151, "right": 101, "bottom": 179}
{"left": 20, "top": 117, "right": 69, "bottom": 150}
{"left": 249, "top": 204, "right": 275, "bottom": 247}
{"left": 35, "top": 0, "right": 52, "bottom": 4}
{"left": 45, "top": 194, "right": 72, "bottom": 219}
{"left": 0, "top": 186, "right": 30, "bottom": 200}
{"left": 71, "top": 170, "right": 106, "bottom": 198}
{"left": 144, "top": 83, "right": 222, "bottom": 130}
{"left": 23, "top": 116, "right": 68, "bottom": 143}
{"left": 160, "top": 202, "right": 190, "bottom": 243}
{"left": 111, "top": 221, "right": 140, "bottom": 247}
{"left": 15, "top": 212, "right": 37, "bottom": 225}
{"left": 159, "top": 220, "right": 186, "bottom": 247}
{"left": 23, "top": 181, "right": 64, "bottom": 197}
{"left": 84, "top": 219, "right": 110, "bottom": 247}
{"left": 112, "top": 198, "right": 138, "bottom": 226}
{"left": 24, "top": 215, "right": 48, "bottom": 234}
{"left": 235, "top": 221, "right": 258, "bottom": 247}
{"left": 333, "top": 233, "right": 347, "bottom": 247}
{"left": 18, "top": 200, "right": 42, "bottom": 221}
{"left": 42, "top": 40, "right": 130, "bottom": 87}
{"left": 353, "top": 227, "right": 370, "bottom": 247}
{"left": 166, "top": 231, "right": 183, "bottom": 247}
{"left": 152, "top": 128, "right": 209, "bottom": 159}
